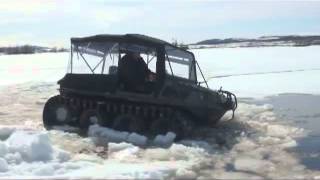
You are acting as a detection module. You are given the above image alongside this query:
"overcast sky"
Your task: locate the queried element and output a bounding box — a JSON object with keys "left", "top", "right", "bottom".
{"left": 1, "top": 0, "right": 320, "bottom": 47}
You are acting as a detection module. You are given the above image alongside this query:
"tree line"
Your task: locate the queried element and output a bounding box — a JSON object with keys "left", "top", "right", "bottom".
{"left": 171, "top": 39, "right": 189, "bottom": 50}
{"left": 0, "top": 45, "right": 68, "bottom": 55}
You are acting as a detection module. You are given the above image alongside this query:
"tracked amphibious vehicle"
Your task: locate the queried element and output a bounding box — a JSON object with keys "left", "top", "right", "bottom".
{"left": 43, "top": 34, "right": 237, "bottom": 139}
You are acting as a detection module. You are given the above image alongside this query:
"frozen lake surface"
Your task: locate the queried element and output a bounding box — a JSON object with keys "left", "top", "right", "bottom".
{"left": 0, "top": 46, "right": 319, "bottom": 178}
{"left": 192, "top": 46, "right": 320, "bottom": 98}
{"left": 0, "top": 46, "right": 319, "bottom": 98}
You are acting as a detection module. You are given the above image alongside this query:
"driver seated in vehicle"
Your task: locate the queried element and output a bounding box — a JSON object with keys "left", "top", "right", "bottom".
{"left": 118, "top": 50, "right": 156, "bottom": 91}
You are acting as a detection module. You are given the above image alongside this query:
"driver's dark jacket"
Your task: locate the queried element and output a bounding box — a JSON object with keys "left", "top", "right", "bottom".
{"left": 118, "top": 54, "right": 151, "bottom": 90}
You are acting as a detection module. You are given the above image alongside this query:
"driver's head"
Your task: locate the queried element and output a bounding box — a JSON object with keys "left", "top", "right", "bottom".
{"left": 127, "top": 50, "right": 140, "bottom": 60}
{"left": 132, "top": 52, "right": 140, "bottom": 59}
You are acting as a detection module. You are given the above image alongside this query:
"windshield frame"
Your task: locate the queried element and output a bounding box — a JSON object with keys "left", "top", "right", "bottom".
{"left": 70, "top": 41, "right": 158, "bottom": 75}
{"left": 164, "top": 45, "right": 197, "bottom": 83}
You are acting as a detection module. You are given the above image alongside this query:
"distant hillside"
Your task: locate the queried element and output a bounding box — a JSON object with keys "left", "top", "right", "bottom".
{"left": 190, "top": 35, "right": 320, "bottom": 49}
{"left": 0, "top": 45, "right": 68, "bottom": 55}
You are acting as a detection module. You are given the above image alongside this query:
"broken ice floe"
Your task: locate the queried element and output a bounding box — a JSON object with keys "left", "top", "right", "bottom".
{"left": 88, "top": 124, "right": 176, "bottom": 147}
{"left": 0, "top": 101, "right": 318, "bottom": 179}
{"left": 0, "top": 129, "right": 90, "bottom": 177}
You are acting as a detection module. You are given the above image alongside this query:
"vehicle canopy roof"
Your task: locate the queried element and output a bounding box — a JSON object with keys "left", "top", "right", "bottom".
{"left": 70, "top": 34, "right": 202, "bottom": 85}
{"left": 71, "top": 34, "right": 194, "bottom": 57}
{"left": 71, "top": 34, "right": 167, "bottom": 47}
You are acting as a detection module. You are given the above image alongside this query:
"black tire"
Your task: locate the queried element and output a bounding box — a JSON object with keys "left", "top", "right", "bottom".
{"left": 112, "top": 115, "right": 130, "bottom": 131}
{"left": 173, "top": 112, "right": 195, "bottom": 140}
{"left": 150, "top": 117, "right": 173, "bottom": 136}
{"left": 79, "top": 109, "right": 103, "bottom": 132}
{"left": 43, "top": 95, "right": 72, "bottom": 130}
{"left": 112, "top": 115, "right": 145, "bottom": 133}
{"left": 150, "top": 112, "right": 194, "bottom": 140}
{"left": 96, "top": 110, "right": 114, "bottom": 127}
{"left": 129, "top": 116, "right": 145, "bottom": 133}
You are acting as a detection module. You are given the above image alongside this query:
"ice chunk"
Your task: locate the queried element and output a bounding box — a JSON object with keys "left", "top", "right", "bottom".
{"left": 55, "top": 149, "right": 71, "bottom": 162}
{"left": 4, "top": 152, "right": 22, "bottom": 164}
{"left": 279, "top": 139, "right": 297, "bottom": 148}
{"left": 234, "top": 156, "right": 274, "bottom": 173}
{"left": 108, "top": 143, "right": 140, "bottom": 161}
{"left": 0, "top": 126, "right": 16, "bottom": 140}
{"left": 72, "top": 153, "right": 103, "bottom": 164}
{"left": 88, "top": 125, "right": 129, "bottom": 143}
{"left": 89, "top": 125, "right": 148, "bottom": 146}
{"left": 33, "top": 164, "right": 55, "bottom": 176}
{"left": 211, "top": 171, "right": 263, "bottom": 179}
{"left": 144, "top": 148, "right": 170, "bottom": 161}
{"left": 0, "top": 158, "right": 8, "bottom": 172}
{"left": 6, "top": 131, "right": 53, "bottom": 162}
{"left": 112, "top": 146, "right": 139, "bottom": 161}
{"left": 258, "top": 111, "right": 276, "bottom": 121}
{"left": 233, "top": 139, "right": 257, "bottom": 152}
{"left": 266, "top": 124, "right": 291, "bottom": 137}
{"left": 169, "top": 144, "right": 206, "bottom": 161}
{"left": 262, "top": 104, "right": 273, "bottom": 111}
{"left": 127, "top": 133, "right": 147, "bottom": 146}
{"left": 0, "top": 142, "right": 8, "bottom": 157}
{"left": 258, "top": 136, "right": 281, "bottom": 145}
{"left": 87, "top": 125, "right": 103, "bottom": 137}
{"left": 153, "top": 132, "right": 176, "bottom": 147}
{"left": 175, "top": 168, "right": 197, "bottom": 179}
{"left": 180, "top": 140, "right": 214, "bottom": 151}
{"left": 108, "top": 142, "right": 135, "bottom": 154}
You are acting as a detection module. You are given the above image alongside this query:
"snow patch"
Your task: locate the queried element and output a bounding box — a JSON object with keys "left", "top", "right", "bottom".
{"left": 6, "top": 131, "right": 53, "bottom": 162}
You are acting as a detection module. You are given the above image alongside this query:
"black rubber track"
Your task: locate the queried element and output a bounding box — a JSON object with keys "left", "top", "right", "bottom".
{"left": 43, "top": 95, "right": 72, "bottom": 129}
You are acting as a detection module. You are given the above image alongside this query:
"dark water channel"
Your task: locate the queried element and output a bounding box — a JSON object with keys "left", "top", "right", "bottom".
{"left": 243, "top": 94, "right": 320, "bottom": 170}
